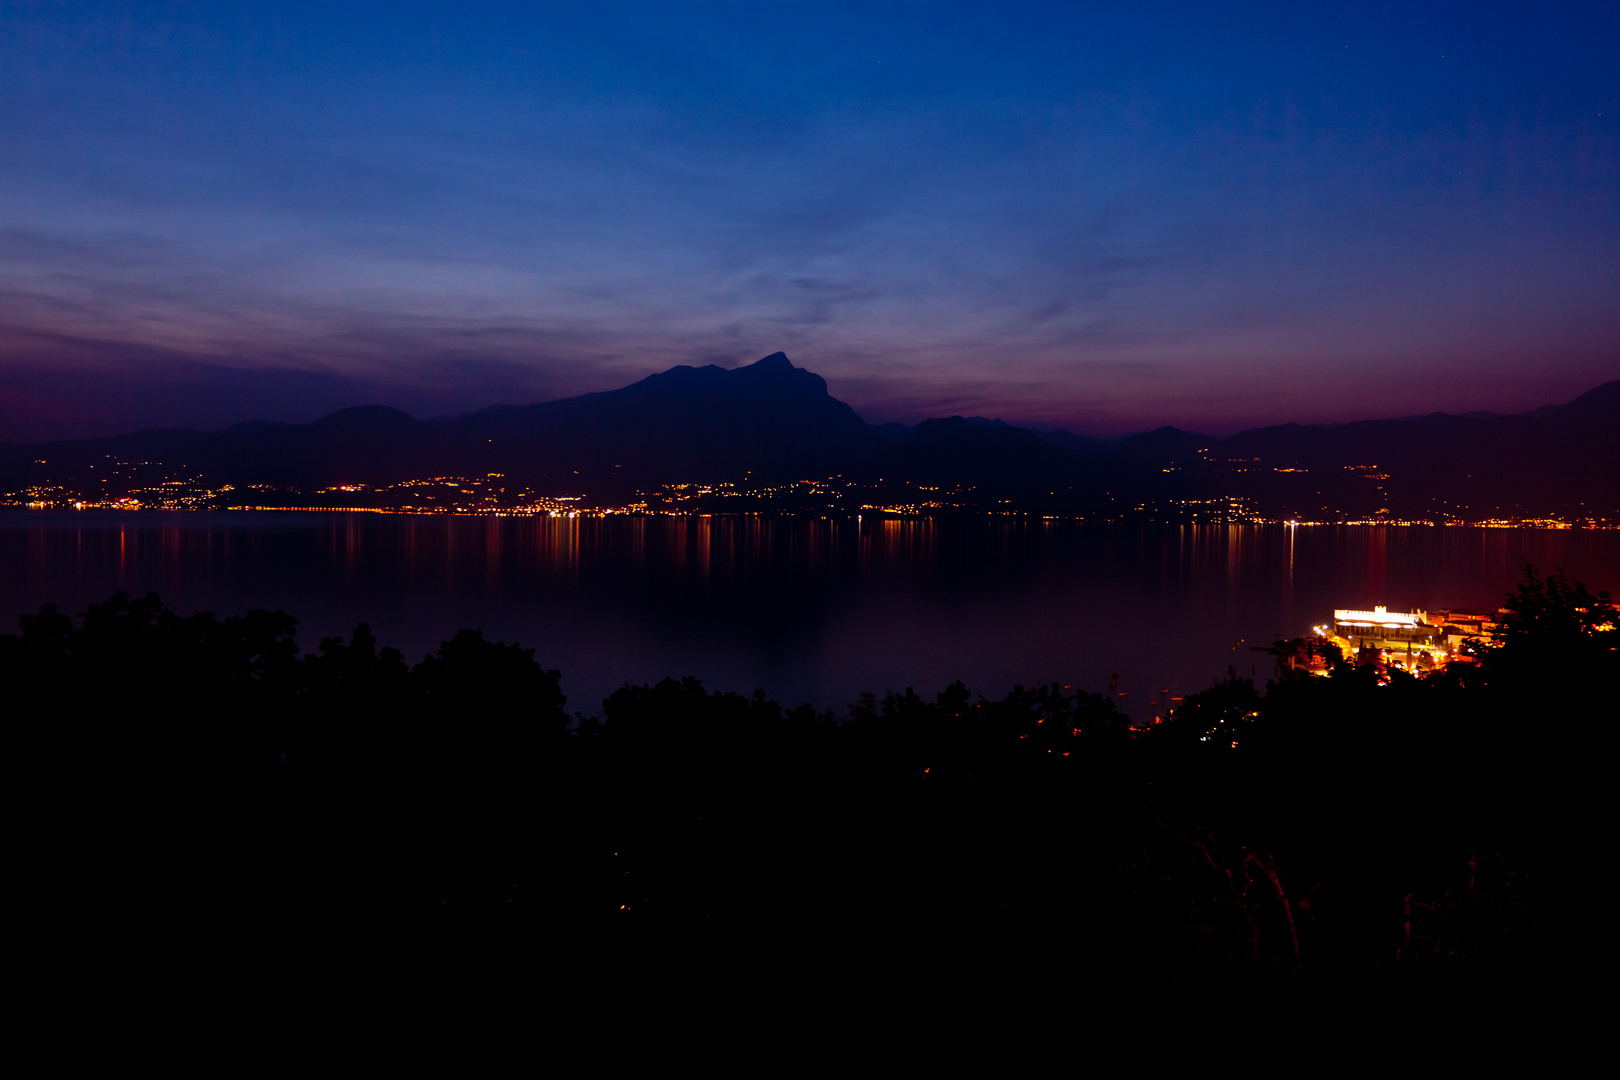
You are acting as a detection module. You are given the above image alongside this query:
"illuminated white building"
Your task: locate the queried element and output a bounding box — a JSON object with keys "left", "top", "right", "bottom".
{"left": 1331, "top": 605, "right": 1454, "bottom": 660}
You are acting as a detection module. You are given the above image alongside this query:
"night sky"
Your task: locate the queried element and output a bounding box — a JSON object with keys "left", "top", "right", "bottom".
{"left": 2, "top": 2, "right": 1615, "bottom": 442}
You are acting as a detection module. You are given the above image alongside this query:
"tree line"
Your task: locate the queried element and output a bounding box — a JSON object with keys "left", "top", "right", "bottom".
{"left": 7, "top": 565, "right": 1612, "bottom": 1040}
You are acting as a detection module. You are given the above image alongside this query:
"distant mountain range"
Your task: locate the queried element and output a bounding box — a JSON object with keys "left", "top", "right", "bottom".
{"left": 3, "top": 352, "right": 1616, "bottom": 520}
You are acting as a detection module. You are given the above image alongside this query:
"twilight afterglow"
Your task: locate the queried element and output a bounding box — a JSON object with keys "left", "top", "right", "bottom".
{"left": 3, "top": 3, "right": 1615, "bottom": 442}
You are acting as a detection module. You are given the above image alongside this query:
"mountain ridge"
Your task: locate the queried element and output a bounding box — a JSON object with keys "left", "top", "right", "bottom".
{"left": 2, "top": 359, "right": 1615, "bottom": 519}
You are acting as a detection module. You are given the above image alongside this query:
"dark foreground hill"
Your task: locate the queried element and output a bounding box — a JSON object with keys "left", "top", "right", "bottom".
{"left": 2, "top": 356, "right": 1615, "bottom": 518}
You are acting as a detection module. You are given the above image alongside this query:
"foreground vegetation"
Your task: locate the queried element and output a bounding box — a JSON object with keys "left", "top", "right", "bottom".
{"left": 7, "top": 566, "right": 1612, "bottom": 1039}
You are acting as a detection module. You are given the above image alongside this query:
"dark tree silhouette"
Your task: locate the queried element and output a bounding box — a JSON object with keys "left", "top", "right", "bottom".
{"left": 1476, "top": 563, "right": 1618, "bottom": 700}
{"left": 5, "top": 572, "right": 1604, "bottom": 1038}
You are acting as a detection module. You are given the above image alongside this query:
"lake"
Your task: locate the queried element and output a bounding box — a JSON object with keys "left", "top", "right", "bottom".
{"left": 4, "top": 512, "right": 1617, "bottom": 718}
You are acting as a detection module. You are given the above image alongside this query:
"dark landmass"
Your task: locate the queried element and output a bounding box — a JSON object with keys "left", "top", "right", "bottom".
{"left": 3, "top": 353, "right": 1616, "bottom": 522}
{"left": 12, "top": 566, "right": 1612, "bottom": 1039}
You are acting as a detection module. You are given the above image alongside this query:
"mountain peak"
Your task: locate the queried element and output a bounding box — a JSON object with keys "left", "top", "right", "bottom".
{"left": 749, "top": 351, "right": 793, "bottom": 371}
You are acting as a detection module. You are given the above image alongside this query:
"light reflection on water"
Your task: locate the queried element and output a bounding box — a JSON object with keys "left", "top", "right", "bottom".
{"left": 3, "top": 512, "right": 1617, "bottom": 717}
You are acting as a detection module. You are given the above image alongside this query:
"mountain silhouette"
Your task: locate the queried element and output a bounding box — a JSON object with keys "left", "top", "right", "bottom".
{"left": 1, "top": 353, "right": 882, "bottom": 499}
{"left": 2, "top": 360, "right": 1615, "bottom": 517}
{"left": 1116, "top": 381, "right": 1620, "bottom": 518}
{"left": 450, "top": 352, "right": 880, "bottom": 493}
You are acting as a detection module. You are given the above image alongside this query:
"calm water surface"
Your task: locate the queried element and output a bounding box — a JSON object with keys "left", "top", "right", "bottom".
{"left": 5, "top": 512, "right": 1617, "bottom": 717}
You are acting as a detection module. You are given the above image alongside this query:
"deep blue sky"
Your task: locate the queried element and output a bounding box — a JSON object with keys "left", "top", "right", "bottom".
{"left": 2, "top": 2, "right": 1615, "bottom": 441}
